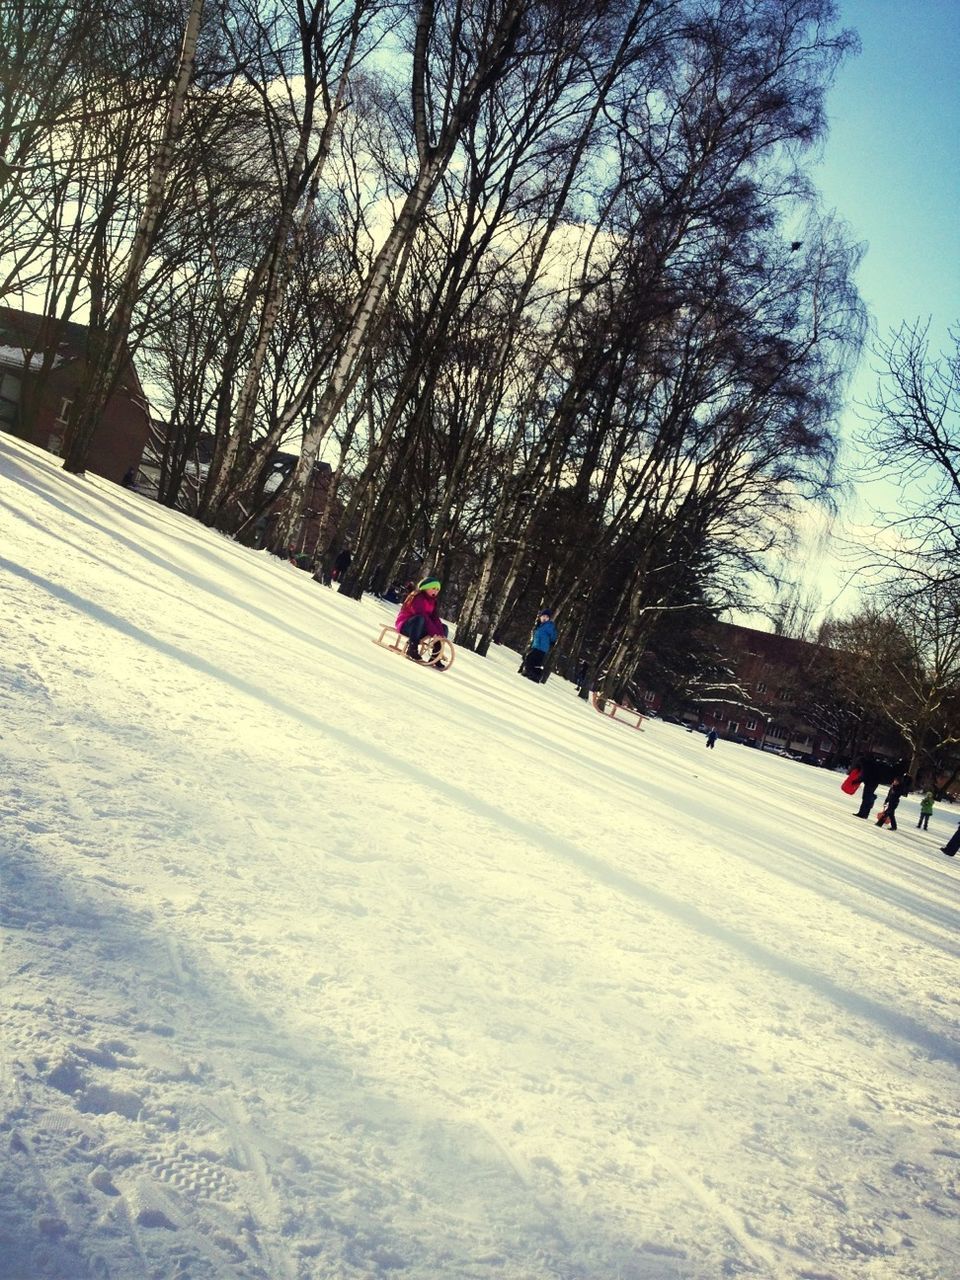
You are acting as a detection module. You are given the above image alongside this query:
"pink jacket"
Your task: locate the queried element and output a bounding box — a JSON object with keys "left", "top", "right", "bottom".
{"left": 395, "top": 591, "right": 445, "bottom": 636}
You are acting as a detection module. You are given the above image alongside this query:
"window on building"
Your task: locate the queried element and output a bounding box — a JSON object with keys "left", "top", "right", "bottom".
{"left": 746, "top": 719, "right": 758, "bottom": 731}
{"left": 55, "top": 397, "right": 73, "bottom": 424}
{"left": 728, "top": 722, "right": 739, "bottom": 735}
{"left": 643, "top": 690, "right": 657, "bottom": 703}
{"left": 756, "top": 681, "right": 767, "bottom": 693}
{"left": 0, "top": 372, "right": 21, "bottom": 425}
{"left": 768, "top": 725, "right": 786, "bottom": 739}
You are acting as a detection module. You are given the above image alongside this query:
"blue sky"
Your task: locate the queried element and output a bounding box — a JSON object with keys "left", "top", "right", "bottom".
{"left": 815, "top": 0, "right": 959, "bottom": 363}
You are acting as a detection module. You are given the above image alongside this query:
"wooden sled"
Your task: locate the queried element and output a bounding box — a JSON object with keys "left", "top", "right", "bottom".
{"left": 591, "top": 690, "right": 644, "bottom": 731}
{"left": 373, "top": 625, "right": 455, "bottom": 671}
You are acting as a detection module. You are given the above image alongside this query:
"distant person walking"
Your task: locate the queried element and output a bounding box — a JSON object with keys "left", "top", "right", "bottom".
{"left": 331, "top": 544, "right": 352, "bottom": 584}
{"left": 876, "top": 777, "right": 907, "bottom": 831}
{"left": 917, "top": 789, "right": 935, "bottom": 831}
{"left": 705, "top": 729, "right": 718, "bottom": 749}
{"left": 520, "top": 608, "right": 557, "bottom": 683}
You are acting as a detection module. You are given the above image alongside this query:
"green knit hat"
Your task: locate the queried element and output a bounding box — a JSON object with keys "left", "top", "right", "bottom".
{"left": 418, "top": 578, "right": 441, "bottom": 591}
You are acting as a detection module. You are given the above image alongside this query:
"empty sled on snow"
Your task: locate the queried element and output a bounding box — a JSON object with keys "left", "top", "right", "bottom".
{"left": 591, "top": 690, "right": 644, "bottom": 731}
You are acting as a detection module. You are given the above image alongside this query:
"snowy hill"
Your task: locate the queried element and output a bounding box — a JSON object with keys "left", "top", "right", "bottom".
{"left": 2, "top": 431, "right": 958, "bottom": 1280}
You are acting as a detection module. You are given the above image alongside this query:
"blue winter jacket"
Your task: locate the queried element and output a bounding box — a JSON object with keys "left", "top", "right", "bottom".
{"left": 531, "top": 619, "right": 558, "bottom": 652}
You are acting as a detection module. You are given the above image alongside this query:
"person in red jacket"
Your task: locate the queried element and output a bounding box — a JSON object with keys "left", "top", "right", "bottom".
{"left": 395, "top": 578, "right": 447, "bottom": 663}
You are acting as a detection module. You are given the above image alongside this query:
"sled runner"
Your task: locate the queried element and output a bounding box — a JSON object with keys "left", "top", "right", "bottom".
{"left": 373, "top": 625, "right": 455, "bottom": 671}
{"left": 591, "top": 690, "right": 644, "bottom": 731}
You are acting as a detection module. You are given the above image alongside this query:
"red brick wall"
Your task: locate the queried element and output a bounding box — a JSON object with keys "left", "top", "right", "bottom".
{"left": 11, "top": 361, "right": 150, "bottom": 484}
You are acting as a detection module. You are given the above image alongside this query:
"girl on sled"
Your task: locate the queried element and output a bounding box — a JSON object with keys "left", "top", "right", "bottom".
{"left": 395, "top": 579, "right": 448, "bottom": 667}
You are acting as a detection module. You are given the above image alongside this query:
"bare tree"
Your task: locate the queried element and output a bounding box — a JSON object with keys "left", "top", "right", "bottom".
{"left": 858, "top": 320, "right": 960, "bottom": 589}
{"left": 268, "top": 0, "right": 533, "bottom": 549}
{"left": 824, "top": 595, "right": 960, "bottom": 780}
{"left": 2, "top": 0, "right": 201, "bottom": 442}
{"left": 62, "top": 0, "right": 206, "bottom": 475}
{"left": 0, "top": 0, "right": 117, "bottom": 230}
{"left": 450, "top": 0, "right": 862, "bottom": 665}
{"left": 325, "top": 1, "right": 659, "bottom": 597}
{"left": 198, "top": 0, "right": 388, "bottom": 523}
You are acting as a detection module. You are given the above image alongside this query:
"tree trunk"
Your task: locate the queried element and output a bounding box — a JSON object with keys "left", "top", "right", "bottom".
{"left": 271, "top": 0, "right": 526, "bottom": 548}
{"left": 202, "top": 18, "right": 364, "bottom": 522}
{"left": 62, "top": 0, "right": 204, "bottom": 474}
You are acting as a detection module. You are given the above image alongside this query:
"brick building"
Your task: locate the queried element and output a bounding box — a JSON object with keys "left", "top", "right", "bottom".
{"left": 139, "top": 425, "right": 339, "bottom": 561}
{"left": 683, "top": 623, "right": 904, "bottom": 765}
{"left": 695, "top": 623, "right": 832, "bottom": 760}
{"left": 0, "top": 307, "right": 150, "bottom": 484}
{"left": 628, "top": 621, "right": 904, "bottom": 765}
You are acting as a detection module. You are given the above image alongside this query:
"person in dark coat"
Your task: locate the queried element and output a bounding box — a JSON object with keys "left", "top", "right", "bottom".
{"left": 876, "top": 776, "right": 907, "bottom": 830}
{"left": 520, "top": 608, "right": 558, "bottom": 683}
{"left": 853, "top": 756, "right": 884, "bottom": 819}
{"left": 574, "top": 656, "right": 590, "bottom": 693}
{"left": 332, "top": 544, "right": 352, "bottom": 583}
{"left": 706, "top": 729, "right": 718, "bottom": 749}
{"left": 941, "top": 822, "right": 960, "bottom": 857}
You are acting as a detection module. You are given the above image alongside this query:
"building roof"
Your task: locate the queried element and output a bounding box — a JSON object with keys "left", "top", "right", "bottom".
{"left": 715, "top": 621, "right": 818, "bottom": 666}
{"left": 0, "top": 307, "right": 90, "bottom": 363}
{"left": 0, "top": 306, "right": 145, "bottom": 399}
{"left": 146, "top": 427, "right": 332, "bottom": 479}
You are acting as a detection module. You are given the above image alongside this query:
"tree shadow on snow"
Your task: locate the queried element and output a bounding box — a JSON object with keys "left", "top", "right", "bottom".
{"left": 7, "top": 556, "right": 959, "bottom": 1076}
{"left": 4, "top": 748, "right": 690, "bottom": 1280}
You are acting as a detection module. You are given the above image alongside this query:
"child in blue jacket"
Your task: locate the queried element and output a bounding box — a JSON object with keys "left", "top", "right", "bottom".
{"left": 520, "top": 608, "right": 558, "bottom": 682}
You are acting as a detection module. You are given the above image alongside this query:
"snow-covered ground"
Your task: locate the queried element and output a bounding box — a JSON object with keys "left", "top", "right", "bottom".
{"left": 2, "top": 431, "right": 958, "bottom": 1280}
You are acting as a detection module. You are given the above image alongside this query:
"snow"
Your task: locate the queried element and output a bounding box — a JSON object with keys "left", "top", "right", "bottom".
{"left": 0, "top": 346, "right": 52, "bottom": 371}
{"left": 1, "top": 429, "right": 958, "bottom": 1280}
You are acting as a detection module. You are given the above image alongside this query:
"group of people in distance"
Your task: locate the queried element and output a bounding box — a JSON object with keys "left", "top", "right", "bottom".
{"left": 847, "top": 757, "right": 959, "bottom": 857}
{"left": 388, "top": 584, "right": 960, "bottom": 858}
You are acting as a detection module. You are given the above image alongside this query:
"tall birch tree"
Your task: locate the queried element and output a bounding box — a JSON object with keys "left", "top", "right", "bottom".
{"left": 62, "top": 0, "right": 206, "bottom": 475}
{"left": 268, "top": 0, "right": 530, "bottom": 549}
